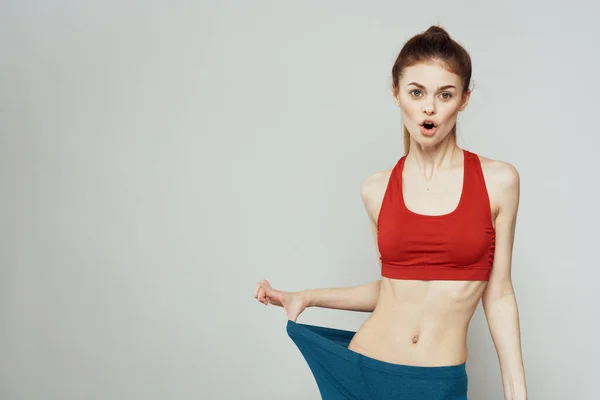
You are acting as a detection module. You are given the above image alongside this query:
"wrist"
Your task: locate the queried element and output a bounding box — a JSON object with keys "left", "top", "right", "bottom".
{"left": 503, "top": 383, "right": 527, "bottom": 400}
{"left": 301, "top": 289, "right": 314, "bottom": 307}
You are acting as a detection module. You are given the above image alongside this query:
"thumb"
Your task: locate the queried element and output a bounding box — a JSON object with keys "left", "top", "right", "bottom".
{"left": 286, "top": 302, "right": 303, "bottom": 322}
{"left": 264, "top": 287, "right": 283, "bottom": 303}
{"left": 288, "top": 311, "right": 299, "bottom": 322}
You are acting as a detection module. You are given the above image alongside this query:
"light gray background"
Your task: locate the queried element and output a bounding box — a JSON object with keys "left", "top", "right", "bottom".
{"left": 1, "top": 1, "right": 598, "bottom": 399}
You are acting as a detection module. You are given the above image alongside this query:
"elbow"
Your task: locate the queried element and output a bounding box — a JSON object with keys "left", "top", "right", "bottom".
{"left": 482, "top": 282, "right": 516, "bottom": 309}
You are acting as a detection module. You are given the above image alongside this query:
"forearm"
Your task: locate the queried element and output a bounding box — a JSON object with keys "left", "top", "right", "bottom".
{"left": 304, "top": 279, "right": 381, "bottom": 312}
{"left": 483, "top": 293, "right": 527, "bottom": 400}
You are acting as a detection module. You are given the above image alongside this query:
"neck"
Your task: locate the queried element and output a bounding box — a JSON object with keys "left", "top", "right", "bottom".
{"left": 406, "top": 138, "right": 461, "bottom": 180}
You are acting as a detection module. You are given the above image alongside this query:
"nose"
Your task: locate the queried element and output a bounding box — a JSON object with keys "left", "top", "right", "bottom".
{"left": 422, "top": 104, "right": 436, "bottom": 115}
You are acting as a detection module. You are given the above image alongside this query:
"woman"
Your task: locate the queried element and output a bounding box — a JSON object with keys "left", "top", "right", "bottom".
{"left": 254, "top": 25, "right": 527, "bottom": 400}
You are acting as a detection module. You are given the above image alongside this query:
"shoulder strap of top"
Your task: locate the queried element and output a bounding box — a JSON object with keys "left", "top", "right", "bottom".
{"left": 376, "top": 156, "right": 406, "bottom": 226}
{"left": 462, "top": 149, "right": 492, "bottom": 218}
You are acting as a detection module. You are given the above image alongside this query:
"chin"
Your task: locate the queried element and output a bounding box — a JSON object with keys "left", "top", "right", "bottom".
{"left": 411, "top": 133, "right": 447, "bottom": 149}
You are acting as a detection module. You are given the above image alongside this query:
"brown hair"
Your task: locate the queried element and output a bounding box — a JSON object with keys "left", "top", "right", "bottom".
{"left": 391, "top": 25, "right": 473, "bottom": 155}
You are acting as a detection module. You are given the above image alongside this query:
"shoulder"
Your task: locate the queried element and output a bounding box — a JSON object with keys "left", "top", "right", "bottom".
{"left": 477, "top": 154, "right": 519, "bottom": 190}
{"left": 360, "top": 168, "right": 393, "bottom": 197}
{"left": 360, "top": 167, "right": 394, "bottom": 222}
{"left": 475, "top": 153, "right": 520, "bottom": 214}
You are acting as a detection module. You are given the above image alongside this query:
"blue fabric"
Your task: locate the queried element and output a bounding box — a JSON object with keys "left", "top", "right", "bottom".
{"left": 287, "top": 320, "right": 468, "bottom": 400}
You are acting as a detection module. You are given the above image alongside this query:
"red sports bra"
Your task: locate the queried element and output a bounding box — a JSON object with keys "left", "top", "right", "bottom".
{"left": 377, "top": 149, "right": 495, "bottom": 281}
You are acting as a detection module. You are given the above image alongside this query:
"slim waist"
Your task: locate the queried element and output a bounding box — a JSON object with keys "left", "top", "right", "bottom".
{"left": 287, "top": 320, "right": 467, "bottom": 379}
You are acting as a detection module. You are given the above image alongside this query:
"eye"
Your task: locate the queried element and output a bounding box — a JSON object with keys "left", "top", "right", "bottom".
{"left": 409, "top": 89, "right": 423, "bottom": 97}
{"left": 439, "top": 92, "right": 453, "bottom": 100}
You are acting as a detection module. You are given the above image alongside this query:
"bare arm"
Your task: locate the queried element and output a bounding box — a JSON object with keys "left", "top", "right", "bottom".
{"left": 305, "top": 279, "right": 381, "bottom": 312}
{"left": 481, "top": 162, "right": 527, "bottom": 400}
{"left": 304, "top": 173, "right": 387, "bottom": 313}
{"left": 255, "top": 181, "right": 383, "bottom": 318}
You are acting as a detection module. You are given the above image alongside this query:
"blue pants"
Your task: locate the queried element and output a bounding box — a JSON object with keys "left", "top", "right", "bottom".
{"left": 287, "top": 320, "right": 468, "bottom": 399}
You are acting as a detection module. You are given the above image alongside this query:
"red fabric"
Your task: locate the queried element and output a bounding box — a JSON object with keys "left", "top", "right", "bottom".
{"left": 377, "top": 149, "right": 495, "bottom": 281}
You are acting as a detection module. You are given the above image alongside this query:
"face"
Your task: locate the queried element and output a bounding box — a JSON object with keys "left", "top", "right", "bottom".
{"left": 393, "top": 61, "right": 470, "bottom": 148}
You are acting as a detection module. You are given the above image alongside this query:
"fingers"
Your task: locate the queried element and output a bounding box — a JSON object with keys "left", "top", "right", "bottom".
{"left": 254, "top": 280, "right": 269, "bottom": 305}
{"left": 258, "top": 287, "right": 267, "bottom": 305}
{"left": 254, "top": 283, "right": 260, "bottom": 298}
{"left": 255, "top": 279, "right": 282, "bottom": 306}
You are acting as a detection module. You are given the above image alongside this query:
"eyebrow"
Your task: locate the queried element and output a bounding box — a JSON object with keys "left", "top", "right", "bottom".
{"left": 406, "top": 82, "right": 456, "bottom": 90}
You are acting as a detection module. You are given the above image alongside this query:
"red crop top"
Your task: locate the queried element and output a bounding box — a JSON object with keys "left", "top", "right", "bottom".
{"left": 377, "top": 149, "right": 495, "bottom": 281}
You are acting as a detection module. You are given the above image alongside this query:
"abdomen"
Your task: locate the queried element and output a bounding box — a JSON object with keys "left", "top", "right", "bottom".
{"left": 348, "top": 278, "right": 487, "bottom": 366}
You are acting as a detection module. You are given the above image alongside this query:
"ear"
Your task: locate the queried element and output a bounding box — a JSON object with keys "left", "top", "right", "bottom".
{"left": 392, "top": 85, "right": 400, "bottom": 107}
{"left": 459, "top": 90, "right": 471, "bottom": 111}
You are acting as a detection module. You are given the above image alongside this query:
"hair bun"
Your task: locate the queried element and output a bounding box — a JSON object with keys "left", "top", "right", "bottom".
{"left": 425, "top": 26, "right": 449, "bottom": 37}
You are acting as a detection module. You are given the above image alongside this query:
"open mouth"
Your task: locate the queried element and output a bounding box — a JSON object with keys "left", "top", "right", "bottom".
{"left": 420, "top": 121, "right": 437, "bottom": 136}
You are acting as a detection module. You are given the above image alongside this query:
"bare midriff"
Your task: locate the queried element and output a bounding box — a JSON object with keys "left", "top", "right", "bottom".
{"left": 347, "top": 277, "right": 487, "bottom": 366}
